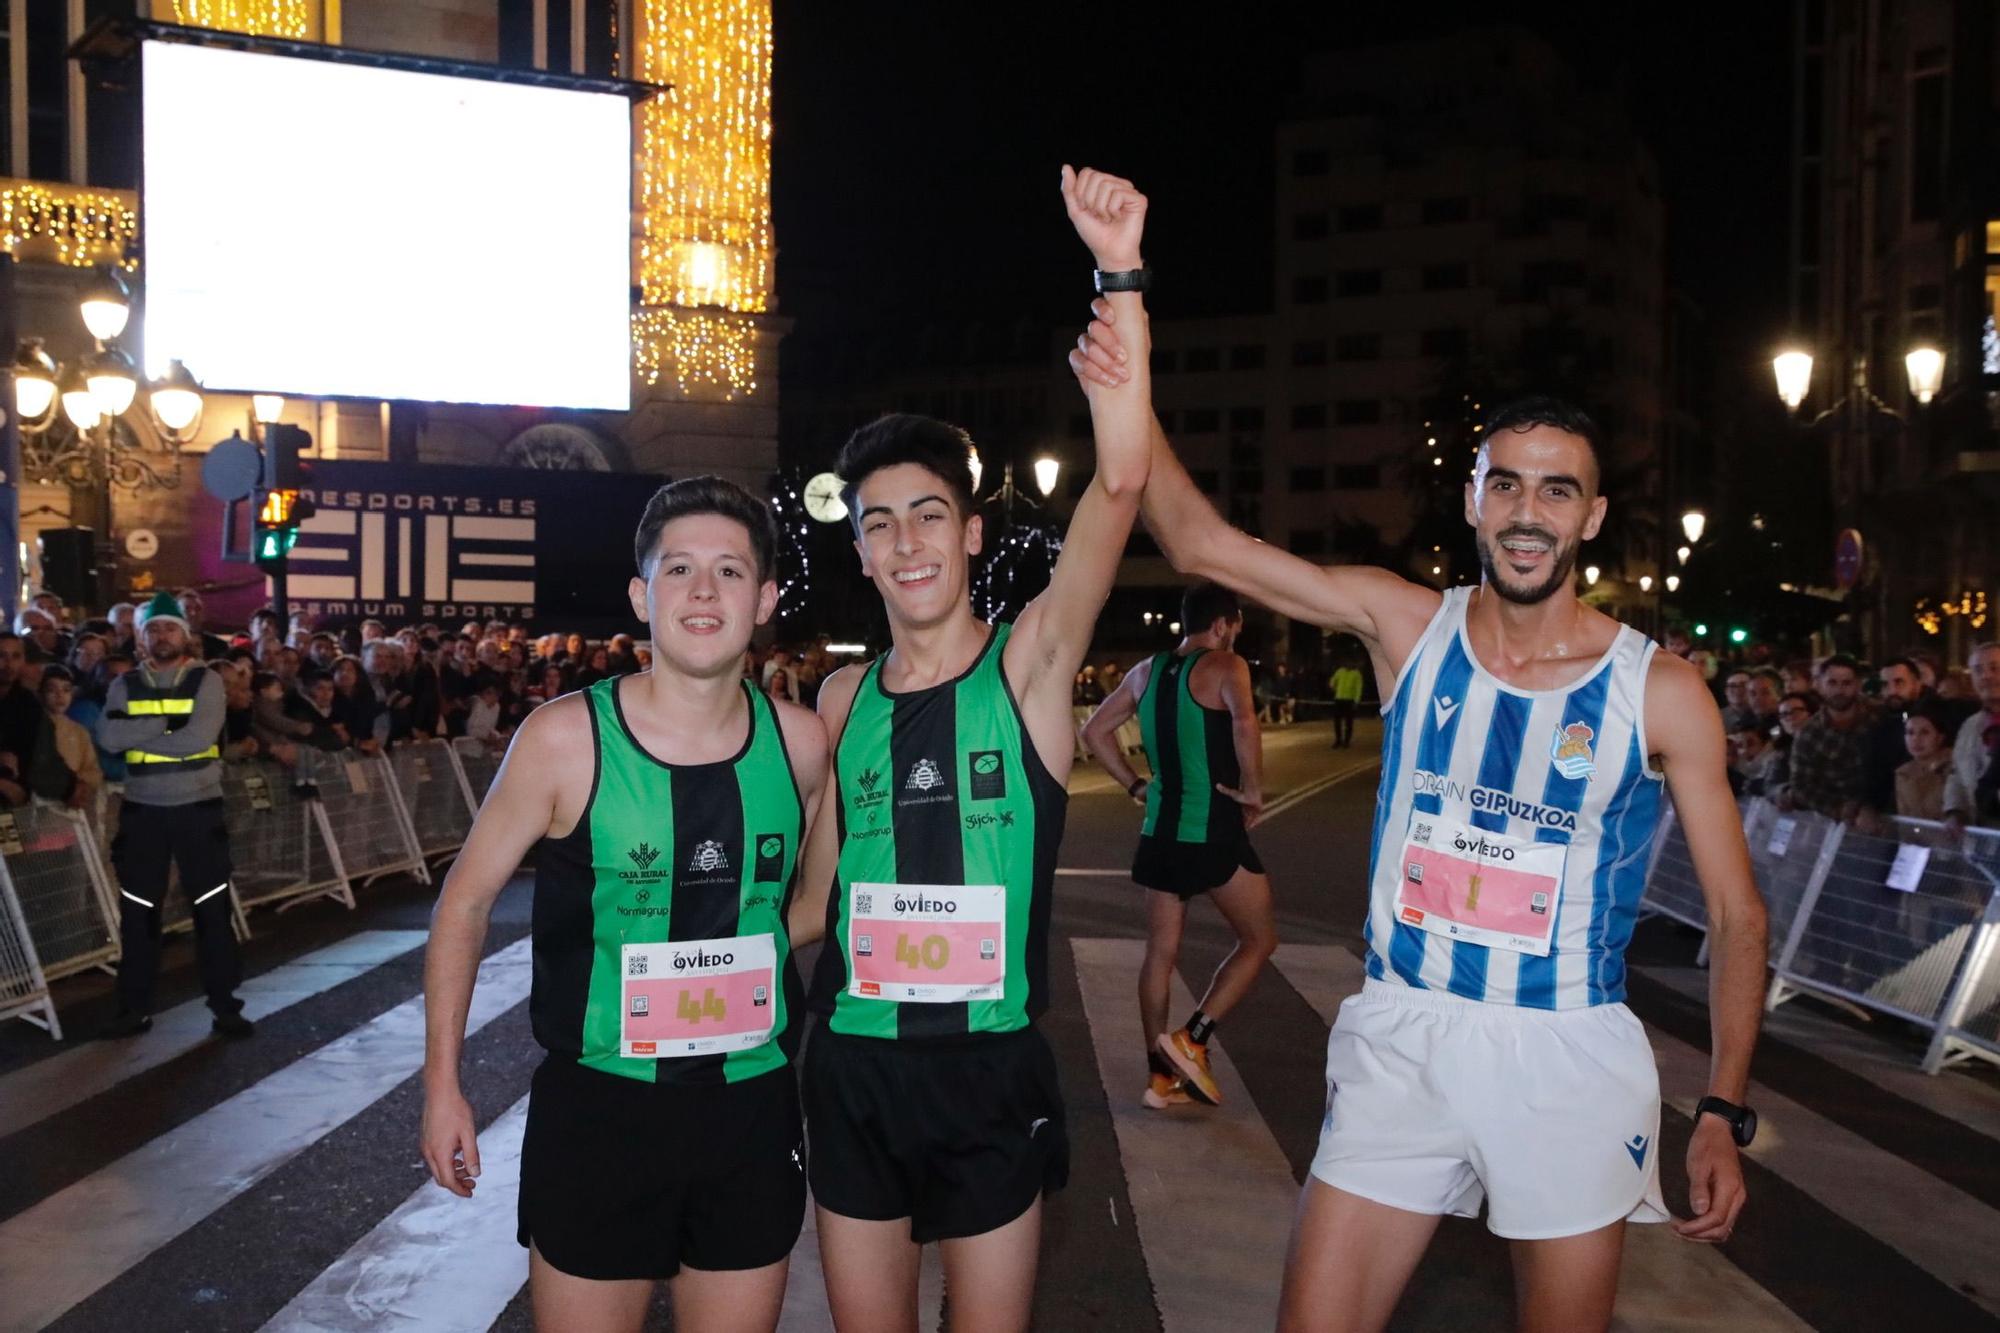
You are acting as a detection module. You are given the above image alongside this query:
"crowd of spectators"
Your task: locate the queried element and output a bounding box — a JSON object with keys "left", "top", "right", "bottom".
{"left": 0, "top": 588, "right": 869, "bottom": 808}
{"left": 1660, "top": 627, "right": 2000, "bottom": 834}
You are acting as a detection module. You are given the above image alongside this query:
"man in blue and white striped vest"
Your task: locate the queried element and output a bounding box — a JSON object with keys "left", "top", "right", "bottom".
{"left": 97, "top": 591, "right": 250, "bottom": 1039}
{"left": 1078, "top": 312, "right": 1768, "bottom": 1333}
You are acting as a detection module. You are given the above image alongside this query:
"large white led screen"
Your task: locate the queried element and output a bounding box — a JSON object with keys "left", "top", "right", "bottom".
{"left": 142, "top": 40, "right": 631, "bottom": 410}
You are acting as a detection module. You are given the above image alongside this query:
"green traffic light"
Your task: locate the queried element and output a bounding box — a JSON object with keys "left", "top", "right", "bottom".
{"left": 1693, "top": 623, "right": 1709, "bottom": 637}
{"left": 1729, "top": 627, "right": 1749, "bottom": 644}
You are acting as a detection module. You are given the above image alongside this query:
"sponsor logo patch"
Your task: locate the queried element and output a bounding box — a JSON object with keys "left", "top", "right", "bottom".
{"left": 968, "top": 750, "right": 1006, "bottom": 800}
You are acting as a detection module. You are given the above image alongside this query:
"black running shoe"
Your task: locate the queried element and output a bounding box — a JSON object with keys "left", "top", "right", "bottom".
{"left": 103, "top": 1012, "right": 153, "bottom": 1039}
{"left": 211, "top": 1010, "right": 255, "bottom": 1040}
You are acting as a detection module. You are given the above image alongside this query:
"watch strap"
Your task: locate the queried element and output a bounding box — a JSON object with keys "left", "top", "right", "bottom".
{"left": 1695, "top": 1095, "right": 1753, "bottom": 1145}
{"left": 1094, "top": 267, "right": 1152, "bottom": 294}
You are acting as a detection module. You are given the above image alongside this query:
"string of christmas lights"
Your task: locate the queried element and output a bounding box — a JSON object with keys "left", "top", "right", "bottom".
{"left": 167, "top": 0, "right": 312, "bottom": 37}
{"left": 766, "top": 468, "right": 814, "bottom": 619}
{"left": 632, "top": 308, "right": 760, "bottom": 400}
{"left": 0, "top": 182, "right": 139, "bottom": 269}
{"left": 974, "top": 520, "right": 1064, "bottom": 623}
{"left": 633, "top": 0, "right": 772, "bottom": 398}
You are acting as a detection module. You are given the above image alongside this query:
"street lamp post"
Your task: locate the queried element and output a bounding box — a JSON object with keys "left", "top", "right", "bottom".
{"left": 8, "top": 263, "right": 204, "bottom": 612}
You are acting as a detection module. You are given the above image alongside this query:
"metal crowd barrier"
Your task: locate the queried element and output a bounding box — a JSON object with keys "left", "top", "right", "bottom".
{"left": 1639, "top": 797, "right": 2000, "bottom": 1075}
{"left": 452, "top": 738, "right": 502, "bottom": 807}
{"left": 0, "top": 853, "right": 62, "bottom": 1039}
{"left": 5, "top": 801, "right": 121, "bottom": 983}
{"left": 297, "top": 749, "right": 431, "bottom": 900}
{"left": 390, "top": 739, "right": 477, "bottom": 860}
{"left": 3, "top": 740, "right": 479, "bottom": 1036}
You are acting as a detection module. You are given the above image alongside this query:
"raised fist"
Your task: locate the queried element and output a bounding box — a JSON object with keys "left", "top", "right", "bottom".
{"left": 1061, "top": 166, "right": 1147, "bottom": 272}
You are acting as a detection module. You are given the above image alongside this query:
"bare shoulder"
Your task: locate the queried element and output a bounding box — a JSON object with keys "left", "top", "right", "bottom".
{"left": 515, "top": 690, "right": 594, "bottom": 753}
{"left": 1643, "top": 647, "right": 1712, "bottom": 705}
{"left": 1355, "top": 567, "right": 1444, "bottom": 650}
{"left": 815, "top": 662, "right": 869, "bottom": 739}
{"left": 771, "top": 696, "right": 830, "bottom": 767}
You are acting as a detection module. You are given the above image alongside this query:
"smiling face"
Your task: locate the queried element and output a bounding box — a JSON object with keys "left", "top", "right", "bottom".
{"left": 1466, "top": 425, "right": 1607, "bottom": 606}
{"left": 628, "top": 511, "right": 777, "bottom": 680}
{"left": 852, "top": 462, "right": 983, "bottom": 630}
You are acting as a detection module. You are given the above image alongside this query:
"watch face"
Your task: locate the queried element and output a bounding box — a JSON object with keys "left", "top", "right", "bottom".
{"left": 1737, "top": 1106, "right": 1758, "bottom": 1146}
{"left": 804, "top": 471, "right": 848, "bottom": 523}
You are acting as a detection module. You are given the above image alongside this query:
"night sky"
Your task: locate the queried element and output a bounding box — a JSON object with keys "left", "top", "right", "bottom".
{"left": 771, "top": 4, "right": 1797, "bottom": 404}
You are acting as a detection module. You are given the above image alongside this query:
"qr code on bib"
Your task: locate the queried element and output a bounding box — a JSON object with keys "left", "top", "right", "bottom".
{"left": 627, "top": 956, "right": 648, "bottom": 977}
{"left": 856, "top": 892, "right": 873, "bottom": 914}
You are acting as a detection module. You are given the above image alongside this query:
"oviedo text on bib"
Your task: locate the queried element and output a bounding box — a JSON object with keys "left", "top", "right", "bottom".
{"left": 1392, "top": 815, "right": 1566, "bottom": 956}
{"left": 846, "top": 882, "right": 1006, "bottom": 1003}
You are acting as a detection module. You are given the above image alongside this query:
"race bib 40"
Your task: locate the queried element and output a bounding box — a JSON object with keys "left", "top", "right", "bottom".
{"left": 847, "top": 882, "right": 1006, "bottom": 1003}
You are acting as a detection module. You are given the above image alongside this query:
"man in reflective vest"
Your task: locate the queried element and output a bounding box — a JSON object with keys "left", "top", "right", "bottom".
{"left": 96, "top": 591, "right": 251, "bottom": 1038}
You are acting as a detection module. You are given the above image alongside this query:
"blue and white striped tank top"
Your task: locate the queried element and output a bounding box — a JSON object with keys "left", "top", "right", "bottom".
{"left": 1363, "top": 586, "right": 1664, "bottom": 1009}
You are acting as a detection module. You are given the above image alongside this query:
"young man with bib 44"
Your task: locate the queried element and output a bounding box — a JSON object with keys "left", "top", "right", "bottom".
{"left": 1080, "top": 581, "right": 1276, "bottom": 1109}
{"left": 421, "top": 478, "right": 830, "bottom": 1333}
{"left": 1078, "top": 314, "right": 1764, "bottom": 1333}
{"left": 787, "top": 166, "right": 1155, "bottom": 1333}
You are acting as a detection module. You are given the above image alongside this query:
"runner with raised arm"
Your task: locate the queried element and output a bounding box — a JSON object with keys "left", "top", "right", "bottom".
{"left": 785, "top": 166, "right": 1154, "bottom": 1333}
{"left": 1080, "top": 581, "right": 1276, "bottom": 1109}
{"left": 1075, "top": 305, "right": 1768, "bottom": 1333}
{"left": 421, "top": 478, "right": 829, "bottom": 1333}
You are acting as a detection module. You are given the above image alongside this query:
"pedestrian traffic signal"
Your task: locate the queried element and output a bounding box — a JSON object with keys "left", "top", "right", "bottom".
{"left": 254, "top": 487, "right": 314, "bottom": 567}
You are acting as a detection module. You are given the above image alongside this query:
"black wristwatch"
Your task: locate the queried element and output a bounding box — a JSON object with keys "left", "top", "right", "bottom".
{"left": 1094, "top": 266, "right": 1152, "bottom": 294}
{"left": 1127, "top": 777, "right": 1148, "bottom": 798}
{"left": 1695, "top": 1095, "right": 1758, "bottom": 1147}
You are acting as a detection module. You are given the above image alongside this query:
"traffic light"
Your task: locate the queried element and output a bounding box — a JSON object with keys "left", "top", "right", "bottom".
{"left": 254, "top": 488, "right": 312, "bottom": 564}
{"left": 254, "top": 422, "right": 316, "bottom": 569}
{"left": 1729, "top": 627, "right": 1750, "bottom": 645}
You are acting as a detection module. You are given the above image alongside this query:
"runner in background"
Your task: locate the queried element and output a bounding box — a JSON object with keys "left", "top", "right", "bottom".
{"left": 1081, "top": 581, "right": 1276, "bottom": 1109}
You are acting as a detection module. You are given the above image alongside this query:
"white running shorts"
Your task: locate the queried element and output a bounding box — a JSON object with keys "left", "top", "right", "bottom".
{"left": 1309, "top": 979, "right": 1669, "bottom": 1239}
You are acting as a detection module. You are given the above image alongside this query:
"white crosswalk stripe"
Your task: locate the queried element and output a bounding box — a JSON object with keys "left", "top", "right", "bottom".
{"left": 0, "top": 930, "right": 429, "bottom": 1141}
{"left": 1074, "top": 937, "right": 1296, "bottom": 1332}
{"left": 0, "top": 937, "right": 533, "bottom": 1333}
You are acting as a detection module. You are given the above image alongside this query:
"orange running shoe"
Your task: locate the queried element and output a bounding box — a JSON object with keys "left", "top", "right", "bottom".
{"left": 1157, "top": 1028, "right": 1222, "bottom": 1105}
{"left": 1143, "top": 1071, "right": 1191, "bottom": 1109}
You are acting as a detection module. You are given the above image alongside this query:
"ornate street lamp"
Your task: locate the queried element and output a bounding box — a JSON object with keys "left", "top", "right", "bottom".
{"left": 1904, "top": 346, "right": 1944, "bottom": 405}
{"left": 78, "top": 267, "right": 131, "bottom": 342}
{"left": 11, "top": 339, "right": 58, "bottom": 422}
{"left": 1033, "top": 456, "right": 1060, "bottom": 498}
{"left": 1773, "top": 350, "right": 1812, "bottom": 412}
{"left": 1681, "top": 510, "right": 1706, "bottom": 545}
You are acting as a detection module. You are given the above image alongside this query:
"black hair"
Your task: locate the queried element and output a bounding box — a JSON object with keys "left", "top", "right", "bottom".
{"left": 1882, "top": 656, "right": 1922, "bottom": 678}
{"left": 1181, "top": 582, "right": 1243, "bottom": 632}
{"left": 1818, "top": 654, "right": 1861, "bottom": 678}
{"left": 1780, "top": 690, "right": 1818, "bottom": 713}
{"left": 1904, "top": 700, "right": 1954, "bottom": 735}
{"left": 1750, "top": 666, "right": 1784, "bottom": 687}
{"left": 1477, "top": 395, "right": 1606, "bottom": 488}
{"left": 834, "top": 414, "right": 978, "bottom": 530}
{"left": 251, "top": 671, "right": 280, "bottom": 693}
{"left": 37, "top": 664, "right": 73, "bottom": 686}
{"left": 633, "top": 476, "right": 780, "bottom": 582}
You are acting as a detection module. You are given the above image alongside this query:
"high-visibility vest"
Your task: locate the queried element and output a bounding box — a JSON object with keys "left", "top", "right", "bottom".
{"left": 120, "top": 665, "right": 220, "bottom": 770}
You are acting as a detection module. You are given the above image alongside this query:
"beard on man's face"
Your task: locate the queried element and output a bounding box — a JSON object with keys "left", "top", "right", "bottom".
{"left": 1475, "top": 525, "right": 1581, "bottom": 606}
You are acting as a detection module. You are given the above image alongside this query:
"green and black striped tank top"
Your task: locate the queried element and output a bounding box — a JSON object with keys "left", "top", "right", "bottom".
{"left": 529, "top": 677, "right": 804, "bottom": 1085}
{"left": 809, "top": 622, "right": 1067, "bottom": 1040}
{"left": 1138, "top": 649, "right": 1243, "bottom": 844}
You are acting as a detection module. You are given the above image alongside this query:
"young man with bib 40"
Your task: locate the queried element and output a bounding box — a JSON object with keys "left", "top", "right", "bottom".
{"left": 422, "top": 478, "right": 830, "bottom": 1333}
{"left": 787, "top": 166, "right": 1155, "bottom": 1333}
{"left": 1080, "top": 581, "right": 1276, "bottom": 1109}
{"left": 1078, "top": 309, "right": 1765, "bottom": 1333}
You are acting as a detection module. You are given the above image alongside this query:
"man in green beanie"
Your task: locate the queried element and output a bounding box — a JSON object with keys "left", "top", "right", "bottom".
{"left": 95, "top": 591, "right": 251, "bottom": 1039}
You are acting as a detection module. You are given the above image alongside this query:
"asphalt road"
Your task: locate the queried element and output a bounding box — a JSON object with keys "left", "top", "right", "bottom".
{"left": 3, "top": 716, "right": 1998, "bottom": 1331}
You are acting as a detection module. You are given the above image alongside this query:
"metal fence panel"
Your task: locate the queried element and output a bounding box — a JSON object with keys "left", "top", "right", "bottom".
{"left": 1639, "top": 804, "right": 1708, "bottom": 931}
{"left": 93, "top": 787, "right": 254, "bottom": 940}
{"left": 4, "top": 802, "right": 119, "bottom": 982}
{"left": 0, "top": 856, "right": 61, "bottom": 1038}
{"left": 452, "top": 739, "right": 501, "bottom": 809}
{"left": 304, "top": 751, "right": 429, "bottom": 890}
{"left": 390, "top": 740, "right": 474, "bottom": 858}
{"left": 1923, "top": 830, "right": 2000, "bottom": 1074}
{"left": 219, "top": 760, "right": 342, "bottom": 913}
{"left": 1771, "top": 816, "right": 2000, "bottom": 1028}
{"left": 1741, "top": 799, "right": 1833, "bottom": 949}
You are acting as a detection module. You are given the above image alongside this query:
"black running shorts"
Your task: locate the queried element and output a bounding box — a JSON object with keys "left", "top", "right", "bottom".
{"left": 1131, "top": 831, "right": 1265, "bottom": 900}
{"left": 518, "top": 1057, "right": 805, "bottom": 1280}
{"left": 802, "top": 1024, "right": 1068, "bottom": 1243}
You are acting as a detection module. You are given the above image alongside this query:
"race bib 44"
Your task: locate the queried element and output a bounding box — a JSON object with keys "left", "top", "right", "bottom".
{"left": 1392, "top": 817, "right": 1566, "bottom": 956}
{"left": 621, "top": 935, "right": 777, "bottom": 1058}
{"left": 847, "top": 882, "right": 1006, "bottom": 1003}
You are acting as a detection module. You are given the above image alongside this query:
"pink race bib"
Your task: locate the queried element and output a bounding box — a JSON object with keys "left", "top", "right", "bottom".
{"left": 621, "top": 935, "right": 777, "bottom": 1058}
{"left": 1392, "top": 817, "right": 1566, "bottom": 956}
{"left": 847, "top": 882, "right": 1006, "bottom": 1003}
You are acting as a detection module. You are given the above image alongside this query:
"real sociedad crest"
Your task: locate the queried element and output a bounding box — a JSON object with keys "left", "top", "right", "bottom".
{"left": 1549, "top": 721, "right": 1597, "bottom": 780}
